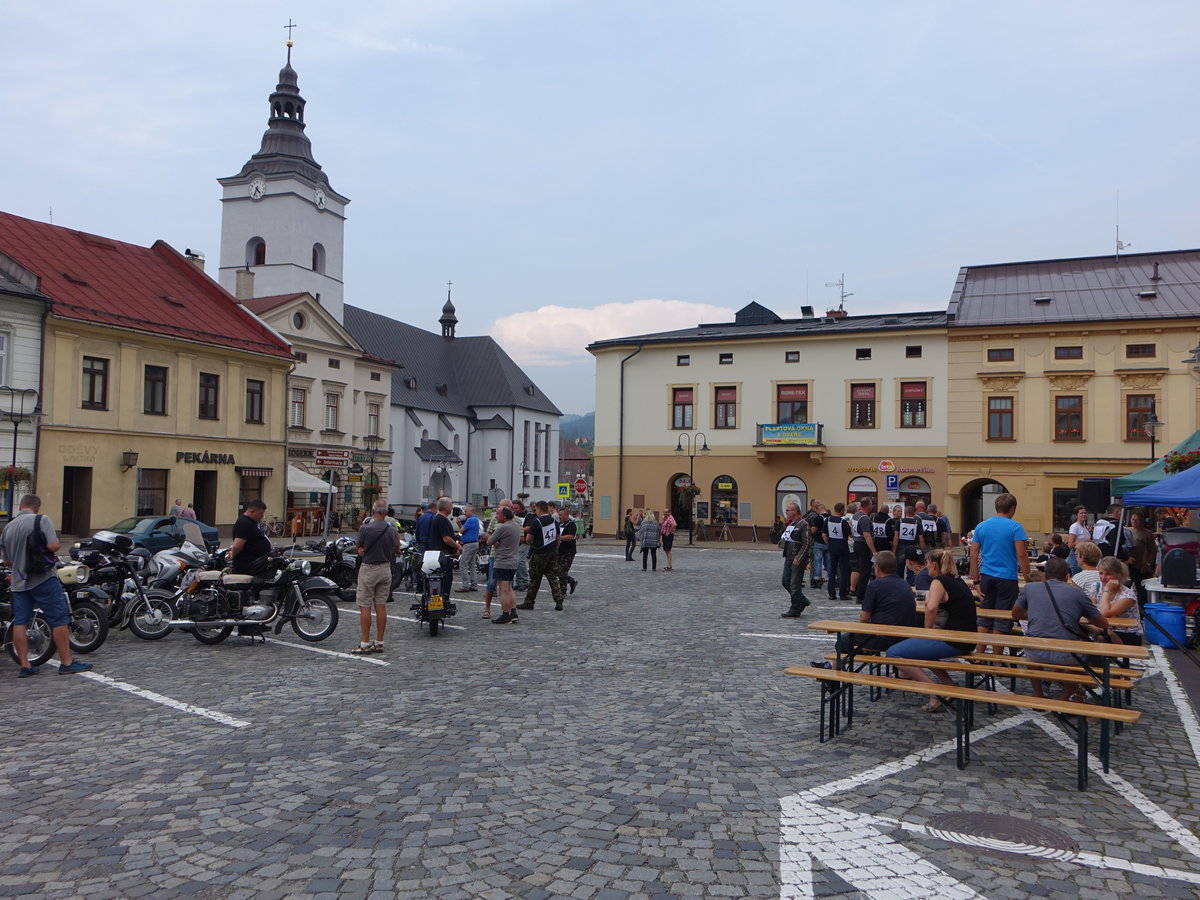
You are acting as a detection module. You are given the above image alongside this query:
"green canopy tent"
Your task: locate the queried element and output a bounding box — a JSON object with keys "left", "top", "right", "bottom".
{"left": 1111, "top": 430, "right": 1200, "bottom": 497}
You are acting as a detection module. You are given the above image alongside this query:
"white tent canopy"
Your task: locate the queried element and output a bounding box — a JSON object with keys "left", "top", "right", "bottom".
{"left": 287, "top": 464, "right": 334, "bottom": 494}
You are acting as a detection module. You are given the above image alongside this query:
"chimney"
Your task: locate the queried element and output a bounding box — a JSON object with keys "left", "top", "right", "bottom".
{"left": 183, "top": 248, "right": 205, "bottom": 273}
{"left": 235, "top": 268, "right": 256, "bottom": 300}
{"left": 826, "top": 308, "right": 848, "bottom": 318}
{"left": 1151, "top": 262, "right": 1162, "bottom": 282}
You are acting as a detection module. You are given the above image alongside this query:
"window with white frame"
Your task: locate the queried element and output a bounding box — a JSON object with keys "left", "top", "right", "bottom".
{"left": 289, "top": 388, "right": 307, "bottom": 427}
{"left": 367, "top": 402, "right": 380, "bottom": 436}
{"left": 324, "top": 393, "right": 339, "bottom": 431}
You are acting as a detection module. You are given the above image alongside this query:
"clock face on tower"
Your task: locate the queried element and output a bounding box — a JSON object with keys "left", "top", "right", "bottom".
{"left": 248, "top": 177, "right": 267, "bottom": 200}
{"left": 314, "top": 188, "right": 327, "bottom": 210}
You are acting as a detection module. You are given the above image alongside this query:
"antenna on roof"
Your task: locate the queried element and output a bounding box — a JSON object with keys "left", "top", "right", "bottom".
{"left": 824, "top": 273, "right": 852, "bottom": 316}
{"left": 1115, "top": 190, "right": 1130, "bottom": 265}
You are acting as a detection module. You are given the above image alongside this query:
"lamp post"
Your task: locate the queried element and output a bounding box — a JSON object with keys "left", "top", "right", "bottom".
{"left": 1185, "top": 343, "right": 1200, "bottom": 382}
{"left": 364, "top": 434, "right": 384, "bottom": 504}
{"left": 673, "top": 431, "right": 709, "bottom": 545}
{"left": 0, "top": 386, "right": 40, "bottom": 518}
{"left": 1144, "top": 403, "right": 1164, "bottom": 463}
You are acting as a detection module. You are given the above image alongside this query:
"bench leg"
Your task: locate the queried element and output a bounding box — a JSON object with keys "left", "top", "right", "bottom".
{"left": 1100, "top": 659, "right": 1112, "bottom": 772}
{"left": 953, "top": 699, "right": 973, "bottom": 769}
{"left": 1076, "top": 716, "right": 1089, "bottom": 791}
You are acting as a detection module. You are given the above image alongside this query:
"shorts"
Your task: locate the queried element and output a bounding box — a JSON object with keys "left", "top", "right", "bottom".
{"left": 977, "top": 574, "right": 1019, "bottom": 632}
{"left": 662, "top": 533, "right": 675, "bottom": 552}
{"left": 486, "top": 556, "right": 497, "bottom": 592}
{"left": 493, "top": 567, "right": 516, "bottom": 583}
{"left": 356, "top": 562, "right": 392, "bottom": 608}
{"left": 12, "top": 577, "right": 70, "bottom": 628}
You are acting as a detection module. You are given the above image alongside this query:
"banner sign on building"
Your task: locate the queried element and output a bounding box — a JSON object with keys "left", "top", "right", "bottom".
{"left": 759, "top": 423, "right": 819, "bottom": 445}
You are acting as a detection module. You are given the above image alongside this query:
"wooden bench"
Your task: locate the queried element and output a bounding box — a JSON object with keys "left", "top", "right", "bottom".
{"left": 785, "top": 665, "right": 1141, "bottom": 789}
{"left": 805, "top": 619, "right": 1149, "bottom": 771}
{"left": 921, "top": 604, "right": 1140, "bottom": 630}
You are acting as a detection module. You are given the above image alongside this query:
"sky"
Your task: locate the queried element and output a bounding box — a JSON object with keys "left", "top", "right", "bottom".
{"left": 5, "top": 1, "right": 1200, "bottom": 415}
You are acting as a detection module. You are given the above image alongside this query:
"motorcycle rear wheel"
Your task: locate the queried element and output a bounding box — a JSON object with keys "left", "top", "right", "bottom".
{"left": 7, "top": 612, "right": 56, "bottom": 667}
{"left": 192, "top": 623, "right": 233, "bottom": 644}
{"left": 68, "top": 600, "right": 109, "bottom": 654}
{"left": 291, "top": 593, "right": 338, "bottom": 642}
{"left": 127, "top": 591, "right": 176, "bottom": 641}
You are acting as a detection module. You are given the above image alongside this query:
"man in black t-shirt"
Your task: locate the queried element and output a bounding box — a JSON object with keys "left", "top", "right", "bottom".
{"left": 851, "top": 499, "right": 877, "bottom": 602}
{"left": 554, "top": 506, "right": 579, "bottom": 597}
{"left": 230, "top": 499, "right": 272, "bottom": 575}
{"left": 833, "top": 551, "right": 917, "bottom": 663}
{"left": 895, "top": 504, "right": 925, "bottom": 573}
{"left": 429, "top": 498, "right": 460, "bottom": 597}
{"left": 804, "top": 500, "right": 827, "bottom": 589}
{"left": 518, "top": 500, "right": 565, "bottom": 610}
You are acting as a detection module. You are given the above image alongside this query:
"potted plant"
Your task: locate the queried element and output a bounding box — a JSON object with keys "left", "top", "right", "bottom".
{"left": 1, "top": 465, "right": 32, "bottom": 488}
{"left": 1163, "top": 449, "right": 1200, "bottom": 475}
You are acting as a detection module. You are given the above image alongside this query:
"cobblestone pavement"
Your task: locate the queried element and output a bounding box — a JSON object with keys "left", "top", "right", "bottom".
{"left": 3, "top": 543, "right": 1200, "bottom": 899}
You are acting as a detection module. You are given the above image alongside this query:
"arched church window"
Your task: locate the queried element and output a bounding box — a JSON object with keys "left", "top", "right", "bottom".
{"left": 273, "top": 102, "right": 282, "bottom": 118}
{"left": 312, "top": 243, "right": 326, "bottom": 274}
{"left": 246, "top": 237, "right": 266, "bottom": 268}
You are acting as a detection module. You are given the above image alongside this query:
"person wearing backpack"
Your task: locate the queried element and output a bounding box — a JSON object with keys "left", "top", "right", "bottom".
{"left": 0, "top": 494, "right": 92, "bottom": 677}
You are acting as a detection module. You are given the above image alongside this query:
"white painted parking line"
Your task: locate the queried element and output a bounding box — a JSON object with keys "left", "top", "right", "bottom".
{"left": 740, "top": 632, "right": 830, "bottom": 642}
{"left": 387, "top": 615, "right": 467, "bottom": 631}
{"left": 262, "top": 637, "right": 390, "bottom": 666}
{"left": 1151, "top": 645, "right": 1200, "bottom": 767}
{"left": 80, "top": 672, "right": 252, "bottom": 728}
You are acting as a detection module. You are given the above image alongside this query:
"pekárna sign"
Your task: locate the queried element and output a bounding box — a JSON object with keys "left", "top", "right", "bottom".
{"left": 176, "top": 451, "right": 236, "bottom": 465}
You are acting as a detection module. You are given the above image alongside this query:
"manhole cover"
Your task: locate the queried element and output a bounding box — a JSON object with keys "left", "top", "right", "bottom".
{"left": 926, "top": 813, "right": 1078, "bottom": 861}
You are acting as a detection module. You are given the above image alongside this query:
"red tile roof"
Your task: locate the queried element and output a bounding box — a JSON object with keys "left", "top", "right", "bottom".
{"left": 0, "top": 211, "right": 293, "bottom": 359}
{"left": 241, "top": 293, "right": 309, "bottom": 316}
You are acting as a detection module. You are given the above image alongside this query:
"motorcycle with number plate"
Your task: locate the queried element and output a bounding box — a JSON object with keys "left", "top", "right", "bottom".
{"left": 73, "top": 531, "right": 177, "bottom": 640}
{"left": 0, "top": 561, "right": 109, "bottom": 663}
{"left": 168, "top": 553, "right": 339, "bottom": 644}
{"left": 412, "top": 550, "right": 457, "bottom": 636}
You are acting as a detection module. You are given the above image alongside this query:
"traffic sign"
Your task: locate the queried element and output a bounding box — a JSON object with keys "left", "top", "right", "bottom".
{"left": 556, "top": 483, "right": 570, "bottom": 498}
{"left": 574, "top": 478, "right": 588, "bottom": 494}
{"left": 885, "top": 474, "right": 899, "bottom": 491}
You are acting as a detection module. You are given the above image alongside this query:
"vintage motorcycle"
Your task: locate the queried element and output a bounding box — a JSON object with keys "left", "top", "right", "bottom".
{"left": 75, "top": 531, "right": 179, "bottom": 640}
{"left": 169, "top": 553, "right": 339, "bottom": 645}
{"left": 0, "top": 562, "right": 108, "bottom": 663}
{"left": 412, "top": 550, "right": 457, "bottom": 636}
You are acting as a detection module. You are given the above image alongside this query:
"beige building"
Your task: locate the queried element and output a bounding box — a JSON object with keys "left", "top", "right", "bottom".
{"left": 0, "top": 210, "right": 293, "bottom": 533}
{"left": 946, "top": 249, "right": 1200, "bottom": 534}
{"left": 588, "top": 303, "right": 948, "bottom": 539}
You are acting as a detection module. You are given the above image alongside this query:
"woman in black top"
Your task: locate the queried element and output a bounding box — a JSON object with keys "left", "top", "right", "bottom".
{"left": 885, "top": 548, "right": 977, "bottom": 712}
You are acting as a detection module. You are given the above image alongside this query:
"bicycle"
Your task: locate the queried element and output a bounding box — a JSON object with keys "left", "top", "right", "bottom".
{"left": 264, "top": 516, "right": 286, "bottom": 538}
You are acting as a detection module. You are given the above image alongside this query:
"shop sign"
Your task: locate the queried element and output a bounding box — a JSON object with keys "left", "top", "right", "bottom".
{"left": 288, "top": 447, "right": 314, "bottom": 458}
{"left": 777, "top": 476, "right": 806, "bottom": 491}
{"left": 760, "top": 423, "right": 819, "bottom": 445}
{"left": 878, "top": 460, "right": 896, "bottom": 472}
{"left": 176, "top": 451, "right": 236, "bottom": 465}
{"left": 716, "top": 481, "right": 734, "bottom": 490}
{"left": 58, "top": 442, "right": 98, "bottom": 464}
{"left": 847, "top": 463, "right": 937, "bottom": 474}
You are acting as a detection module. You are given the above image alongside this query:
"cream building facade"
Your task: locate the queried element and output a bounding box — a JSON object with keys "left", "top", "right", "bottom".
{"left": 589, "top": 304, "right": 948, "bottom": 539}
{"left": 946, "top": 249, "right": 1200, "bottom": 534}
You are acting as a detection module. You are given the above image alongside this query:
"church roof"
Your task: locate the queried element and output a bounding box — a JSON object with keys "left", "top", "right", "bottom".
{"left": 414, "top": 439, "right": 462, "bottom": 464}
{"left": 472, "top": 413, "right": 512, "bottom": 431}
{"left": 0, "top": 211, "right": 292, "bottom": 359}
{"left": 343, "top": 304, "right": 563, "bottom": 418}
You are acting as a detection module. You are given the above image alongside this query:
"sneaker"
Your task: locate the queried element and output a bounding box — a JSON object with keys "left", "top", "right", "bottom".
{"left": 17, "top": 666, "right": 38, "bottom": 678}
{"left": 781, "top": 611, "right": 803, "bottom": 618}
{"left": 58, "top": 661, "right": 93, "bottom": 675}
{"left": 492, "top": 612, "right": 513, "bottom": 624}
{"left": 517, "top": 602, "right": 535, "bottom": 610}
{"left": 809, "top": 659, "right": 833, "bottom": 670}
{"left": 509, "top": 613, "right": 518, "bottom": 623}
{"left": 554, "top": 602, "right": 564, "bottom": 611}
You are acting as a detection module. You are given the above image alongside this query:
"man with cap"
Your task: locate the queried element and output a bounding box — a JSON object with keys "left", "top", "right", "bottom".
{"left": 904, "top": 546, "right": 933, "bottom": 590}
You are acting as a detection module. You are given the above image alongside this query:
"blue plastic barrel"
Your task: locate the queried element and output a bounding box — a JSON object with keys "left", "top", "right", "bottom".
{"left": 1143, "top": 603, "right": 1187, "bottom": 648}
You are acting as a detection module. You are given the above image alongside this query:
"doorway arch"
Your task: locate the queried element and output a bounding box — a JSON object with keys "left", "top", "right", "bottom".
{"left": 668, "top": 472, "right": 693, "bottom": 530}
{"left": 847, "top": 476, "right": 877, "bottom": 510}
{"left": 776, "top": 476, "right": 807, "bottom": 519}
{"left": 960, "top": 478, "right": 1009, "bottom": 533}
{"left": 711, "top": 474, "right": 739, "bottom": 524}
{"left": 899, "top": 476, "right": 932, "bottom": 509}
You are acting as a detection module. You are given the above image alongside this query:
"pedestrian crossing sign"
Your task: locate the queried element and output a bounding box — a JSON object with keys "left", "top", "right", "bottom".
{"left": 557, "top": 483, "right": 570, "bottom": 498}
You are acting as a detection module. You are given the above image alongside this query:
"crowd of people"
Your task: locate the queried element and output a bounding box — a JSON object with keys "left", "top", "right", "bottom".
{"left": 782, "top": 490, "right": 1171, "bottom": 708}
{"left": 622, "top": 508, "right": 677, "bottom": 571}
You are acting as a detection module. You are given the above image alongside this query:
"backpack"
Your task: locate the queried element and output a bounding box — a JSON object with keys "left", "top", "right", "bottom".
{"left": 24, "top": 514, "right": 55, "bottom": 576}
{"left": 1092, "top": 518, "right": 1130, "bottom": 561}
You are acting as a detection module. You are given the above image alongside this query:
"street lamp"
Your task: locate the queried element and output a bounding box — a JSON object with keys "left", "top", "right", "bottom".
{"left": 673, "top": 431, "right": 709, "bottom": 545}
{"left": 363, "top": 433, "right": 384, "bottom": 512}
{"left": 1185, "top": 343, "right": 1200, "bottom": 382}
{"left": 1144, "top": 403, "right": 1164, "bottom": 463}
{"left": 0, "top": 386, "right": 40, "bottom": 518}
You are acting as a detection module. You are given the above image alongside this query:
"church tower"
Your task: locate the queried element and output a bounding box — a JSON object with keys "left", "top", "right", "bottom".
{"left": 217, "top": 38, "right": 349, "bottom": 322}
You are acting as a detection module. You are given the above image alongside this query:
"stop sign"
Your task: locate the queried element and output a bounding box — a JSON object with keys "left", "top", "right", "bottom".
{"left": 574, "top": 478, "right": 588, "bottom": 494}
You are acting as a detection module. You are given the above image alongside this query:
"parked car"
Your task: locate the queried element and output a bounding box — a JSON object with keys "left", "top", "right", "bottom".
{"left": 70, "top": 516, "right": 220, "bottom": 558}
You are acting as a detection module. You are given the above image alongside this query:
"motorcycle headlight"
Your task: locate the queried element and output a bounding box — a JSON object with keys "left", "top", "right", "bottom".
{"left": 294, "top": 559, "right": 312, "bottom": 576}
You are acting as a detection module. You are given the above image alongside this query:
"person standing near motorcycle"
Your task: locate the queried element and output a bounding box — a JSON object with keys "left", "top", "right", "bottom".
{"left": 414, "top": 501, "right": 437, "bottom": 552}
{"left": 0, "top": 495, "right": 92, "bottom": 676}
{"left": 430, "top": 497, "right": 460, "bottom": 599}
{"left": 229, "top": 499, "right": 272, "bottom": 576}
{"left": 458, "top": 505, "right": 481, "bottom": 591}
{"left": 352, "top": 500, "right": 401, "bottom": 655}
{"left": 489, "top": 506, "right": 522, "bottom": 624}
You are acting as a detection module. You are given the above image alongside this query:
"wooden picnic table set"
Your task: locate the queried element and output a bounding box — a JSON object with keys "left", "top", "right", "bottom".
{"left": 785, "top": 619, "right": 1149, "bottom": 790}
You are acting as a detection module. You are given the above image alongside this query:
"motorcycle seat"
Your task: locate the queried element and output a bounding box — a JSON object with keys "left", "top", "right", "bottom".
{"left": 221, "top": 574, "right": 256, "bottom": 585}
{"left": 196, "top": 571, "right": 223, "bottom": 583}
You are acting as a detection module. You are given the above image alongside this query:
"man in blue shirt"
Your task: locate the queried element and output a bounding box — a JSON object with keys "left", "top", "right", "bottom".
{"left": 414, "top": 501, "right": 437, "bottom": 552}
{"left": 457, "top": 505, "right": 481, "bottom": 591}
{"left": 968, "top": 492, "right": 1029, "bottom": 652}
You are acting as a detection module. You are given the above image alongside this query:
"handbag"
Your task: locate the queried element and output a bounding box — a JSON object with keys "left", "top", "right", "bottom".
{"left": 1044, "top": 581, "right": 1114, "bottom": 644}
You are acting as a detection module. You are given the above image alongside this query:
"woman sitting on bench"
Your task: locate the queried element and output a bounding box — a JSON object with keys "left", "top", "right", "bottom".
{"left": 885, "top": 548, "right": 978, "bottom": 713}
{"left": 1095, "top": 557, "right": 1143, "bottom": 646}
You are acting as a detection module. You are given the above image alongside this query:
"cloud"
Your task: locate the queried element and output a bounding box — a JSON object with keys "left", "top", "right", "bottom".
{"left": 490, "top": 298, "right": 735, "bottom": 366}
{"left": 333, "top": 30, "right": 451, "bottom": 54}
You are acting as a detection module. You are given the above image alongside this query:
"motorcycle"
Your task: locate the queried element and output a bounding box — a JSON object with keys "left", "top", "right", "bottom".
{"left": 286, "top": 536, "right": 358, "bottom": 589}
{"left": 0, "top": 562, "right": 108, "bottom": 663}
{"left": 169, "top": 553, "right": 340, "bottom": 645}
{"left": 412, "top": 550, "right": 457, "bottom": 636}
{"left": 76, "top": 531, "right": 179, "bottom": 640}
{"left": 146, "top": 540, "right": 211, "bottom": 593}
